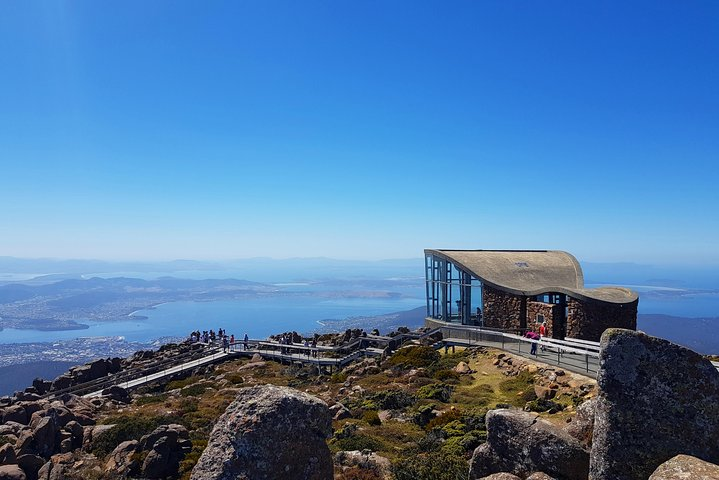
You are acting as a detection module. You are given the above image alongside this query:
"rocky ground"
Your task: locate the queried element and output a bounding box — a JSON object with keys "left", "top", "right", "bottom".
{"left": 2, "top": 327, "right": 717, "bottom": 480}
{"left": 0, "top": 326, "right": 599, "bottom": 480}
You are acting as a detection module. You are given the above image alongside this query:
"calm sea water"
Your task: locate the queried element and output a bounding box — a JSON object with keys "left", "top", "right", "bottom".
{"left": 0, "top": 294, "right": 425, "bottom": 344}
{"left": 2, "top": 274, "right": 718, "bottom": 345}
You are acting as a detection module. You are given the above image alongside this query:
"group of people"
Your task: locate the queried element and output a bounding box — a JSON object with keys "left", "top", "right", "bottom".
{"left": 525, "top": 322, "right": 547, "bottom": 355}
{"left": 276, "top": 333, "right": 319, "bottom": 357}
{"left": 188, "top": 328, "right": 250, "bottom": 353}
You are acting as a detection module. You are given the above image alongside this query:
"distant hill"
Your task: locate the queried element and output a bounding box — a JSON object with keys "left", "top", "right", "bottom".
{"left": 0, "top": 361, "right": 76, "bottom": 396}
{"left": 638, "top": 314, "right": 719, "bottom": 355}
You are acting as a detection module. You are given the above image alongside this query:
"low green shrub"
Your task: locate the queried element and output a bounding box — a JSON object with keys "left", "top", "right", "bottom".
{"left": 498, "top": 371, "right": 537, "bottom": 406}
{"left": 525, "top": 398, "right": 564, "bottom": 413}
{"left": 362, "top": 410, "right": 382, "bottom": 426}
{"left": 180, "top": 384, "right": 207, "bottom": 397}
{"left": 135, "top": 394, "right": 168, "bottom": 406}
{"left": 392, "top": 451, "right": 469, "bottom": 480}
{"left": 386, "top": 346, "right": 440, "bottom": 369}
{"left": 433, "top": 369, "right": 461, "bottom": 383}
{"left": 224, "top": 373, "right": 244, "bottom": 385}
{"left": 332, "top": 433, "right": 387, "bottom": 453}
{"left": 417, "top": 383, "right": 454, "bottom": 402}
{"left": 93, "top": 415, "right": 170, "bottom": 457}
{"left": 178, "top": 439, "right": 207, "bottom": 480}
{"left": 425, "top": 409, "right": 463, "bottom": 431}
{"left": 166, "top": 375, "right": 202, "bottom": 392}
{"left": 412, "top": 404, "right": 437, "bottom": 427}
{"left": 365, "top": 389, "right": 416, "bottom": 410}
{"left": 330, "top": 372, "right": 348, "bottom": 384}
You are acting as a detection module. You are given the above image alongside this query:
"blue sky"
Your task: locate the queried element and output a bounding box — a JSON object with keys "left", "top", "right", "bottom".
{"left": 0, "top": 1, "right": 717, "bottom": 264}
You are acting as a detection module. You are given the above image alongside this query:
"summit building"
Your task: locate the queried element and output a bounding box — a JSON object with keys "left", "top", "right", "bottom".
{"left": 424, "top": 249, "right": 638, "bottom": 341}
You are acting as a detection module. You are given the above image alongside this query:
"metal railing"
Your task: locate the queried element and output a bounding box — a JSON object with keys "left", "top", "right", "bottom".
{"left": 431, "top": 321, "right": 601, "bottom": 375}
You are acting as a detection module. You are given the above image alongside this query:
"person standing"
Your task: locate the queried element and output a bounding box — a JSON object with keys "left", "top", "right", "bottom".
{"left": 243, "top": 333, "right": 249, "bottom": 351}
{"left": 539, "top": 323, "right": 547, "bottom": 351}
{"left": 526, "top": 330, "right": 539, "bottom": 355}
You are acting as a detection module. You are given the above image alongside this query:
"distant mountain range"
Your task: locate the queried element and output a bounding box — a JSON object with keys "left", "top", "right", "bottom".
{"left": 637, "top": 313, "right": 719, "bottom": 355}
{"left": 0, "top": 361, "right": 76, "bottom": 396}
{"left": 0, "top": 276, "right": 275, "bottom": 331}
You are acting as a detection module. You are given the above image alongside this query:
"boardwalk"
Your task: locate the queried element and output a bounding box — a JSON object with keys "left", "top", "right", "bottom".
{"left": 53, "top": 324, "right": 719, "bottom": 400}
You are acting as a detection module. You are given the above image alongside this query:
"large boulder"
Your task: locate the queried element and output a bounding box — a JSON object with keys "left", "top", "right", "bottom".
{"left": 101, "top": 386, "right": 130, "bottom": 404}
{"left": 565, "top": 397, "right": 596, "bottom": 447}
{"left": 2, "top": 407, "right": 28, "bottom": 426}
{"left": 49, "top": 375, "right": 72, "bottom": 393}
{"left": 190, "top": 384, "right": 332, "bottom": 480}
{"left": 0, "top": 465, "right": 26, "bottom": 480}
{"left": 138, "top": 425, "right": 190, "bottom": 479}
{"left": 334, "top": 450, "right": 392, "bottom": 479}
{"left": 649, "top": 454, "right": 719, "bottom": 479}
{"left": 16, "top": 455, "right": 44, "bottom": 480}
{"left": 0, "top": 444, "right": 17, "bottom": 465}
{"left": 469, "top": 409, "right": 589, "bottom": 480}
{"left": 590, "top": 329, "right": 719, "bottom": 480}
{"left": 31, "top": 417, "right": 56, "bottom": 458}
{"left": 105, "top": 440, "right": 139, "bottom": 476}
{"left": 142, "top": 437, "right": 178, "bottom": 479}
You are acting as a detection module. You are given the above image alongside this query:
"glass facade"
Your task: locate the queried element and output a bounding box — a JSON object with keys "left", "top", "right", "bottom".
{"left": 425, "top": 253, "right": 483, "bottom": 325}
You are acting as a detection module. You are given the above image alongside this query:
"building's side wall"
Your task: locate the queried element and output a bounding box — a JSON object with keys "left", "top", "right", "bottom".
{"left": 566, "top": 298, "right": 638, "bottom": 341}
{"left": 482, "top": 285, "right": 523, "bottom": 330}
{"left": 526, "top": 301, "right": 563, "bottom": 338}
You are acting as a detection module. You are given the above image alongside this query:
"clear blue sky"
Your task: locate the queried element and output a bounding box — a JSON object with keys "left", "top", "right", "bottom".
{"left": 0, "top": 1, "right": 717, "bottom": 264}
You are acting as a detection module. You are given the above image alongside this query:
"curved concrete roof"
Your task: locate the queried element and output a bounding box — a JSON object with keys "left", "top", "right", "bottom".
{"left": 425, "top": 249, "right": 638, "bottom": 304}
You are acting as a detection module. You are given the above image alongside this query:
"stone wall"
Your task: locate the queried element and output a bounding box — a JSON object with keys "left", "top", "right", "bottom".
{"left": 526, "top": 301, "right": 563, "bottom": 338}
{"left": 483, "top": 285, "right": 524, "bottom": 331}
{"left": 566, "top": 298, "right": 637, "bottom": 341}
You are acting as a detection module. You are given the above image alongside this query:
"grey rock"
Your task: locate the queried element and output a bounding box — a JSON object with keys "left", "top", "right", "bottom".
{"left": 14, "top": 431, "right": 36, "bottom": 457}
{"left": 31, "top": 380, "right": 51, "bottom": 396}
{"left": 31, "top": 417, "right": 56, "bottom": 458}
{"left": 139, "top": 424, "right": 188, "bottom": 451}
{"left": 334, "top": 450, "right": 392, "bottom": 479}
{"left": 20, "top": 405, "right": 42, "bottom": 421}
{"left": 105, "top": 440, "right": 139, "bottom": 476}
{"left": 565, "top": 397, "right": 596, "bottom": 447}
{"left": 83, "top": 425, "right": 114, "bottom": 451}
{"left": 16, "top": 455, "right": 44, "bottom": 480}
{"left": 0, "top": 465, "right": 26, "bottom": 480}
{"left": 62, "top": 421, "right": 83, "bottom": 450}
{"left": 590, "top": 329, "right": 719, "bottom": 480}
{"left": 469, "top": 409, "right": 589, "bottom": 480}
{"left": 58, "top": 440, "right": 71, "bottom": 455}
{"left": 2, "top": 407, "right": 28, "bottom": 426}
{"left": 101, "top": 386, "right": 129, "bottom": 404}
{"left": 13, "top": 394, "right": 40, "bottom": 403}
{"left": 45, "top": 406, "right": 73, "bottom": 429}
{"left": 49, "top": 376, "right": 72, "bottom": 394}
{"left": 649, "top": 454, "right": 719, "bottom": 479}
{"left": 190, "top": 384, "right": 332, "bottom": 480}
{"left": 36, "top": 460, "right": 69, "bottom": 480}
{"left": 138, "top": 425, "right": 189, "bottom": 479}
{"left": 480, "top": 474, "right": 522, "bottom": 480}
{"left": 0, "top": 443, "right": 17, "bottom": 465}
{"left": 526, "top": 474, "right": 557, "bottom": 480}
{"left": 329, "top": 403, "right": 352, "bottom": 421}
{"left": 142, "top": 437, "right": 177, "bottom": 479}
